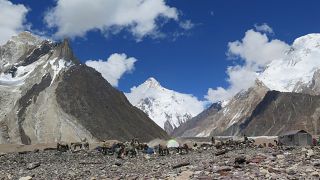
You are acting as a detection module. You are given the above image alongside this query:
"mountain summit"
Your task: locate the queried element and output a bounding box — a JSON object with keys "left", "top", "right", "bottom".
{"left": 0, "top": 32, "right": 168, "bottom": 144}
{"left": 144, "top": 77, "right": 161, "bottom": 88}
{"left": 259, "top": 34, "right": 320, "bottom": 93}
{"left": 174, "top": 33, "right": 320, "bottom": 137}
{"left": 125, "top": 78, "right": 205, "bottom": 134}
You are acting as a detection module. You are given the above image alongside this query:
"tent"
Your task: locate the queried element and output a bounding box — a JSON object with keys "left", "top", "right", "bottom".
{"left": 147, "top": 139, "right": 166, "bottom": 147}
{"left": 101, "top": 140, "right": 122, "bottom": 148}
{"left": 166, "top": 139, "right": 180, "bottom": 148}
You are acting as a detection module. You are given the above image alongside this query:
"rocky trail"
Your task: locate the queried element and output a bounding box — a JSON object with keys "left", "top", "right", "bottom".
{"left": 1, "top": 146, "right": 320, "bottom": 179}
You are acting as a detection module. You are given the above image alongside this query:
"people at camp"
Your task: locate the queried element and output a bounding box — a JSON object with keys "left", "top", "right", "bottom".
{"left": 125, "top": 141, "right": 137, "bottom": 158}
{"left": 131, "top": 138, "right": 140, "bottom": 147}
{"left": 158, "top": 144, "right": 163, "bottom": 155}
{"left": 139, "top": 143, "right": 149, "bottom": 151}
{"left": 273, "top": 140, "right": 283, "bottom": 147}
{"left": 57, "top": 142, "right": 69, "bottom": 152}
{"left": 312, "top": 138, "right": 317, "bottom": 146}
{"left": 70, "top": 142, "right": 83, "bottom": 151}
{"left": 177, "top": 144, "right": 189, "bottom": 154}
{"left": 183, "top": 144, "right": 189, "bottom": 154}
{"left": 158, "top": 144, "right": 169, "bottom": 156}
{"left": 211, "top": 136, "right": 215, "bottom": 145}
{"left": 117, "top": 144, "right": 126, "bottom": 159}
{"left": 244, "top": 134, "right": 248, "bottom": 142}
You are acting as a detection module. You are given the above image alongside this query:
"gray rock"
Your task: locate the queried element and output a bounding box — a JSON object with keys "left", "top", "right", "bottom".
{"left": 26, "top": 162, "right": 40, "bottom": 170}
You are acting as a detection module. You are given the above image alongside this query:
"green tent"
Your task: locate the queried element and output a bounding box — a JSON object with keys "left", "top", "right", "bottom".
{"left": 166, "top": 139, "right": 179, "bottom": 148}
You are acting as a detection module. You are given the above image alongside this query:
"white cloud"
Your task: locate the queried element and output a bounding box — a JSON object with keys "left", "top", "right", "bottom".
{"left": 0, "top": 0, "right": 29, "bottom": 45}
{"left": 206, "top": 66, "right": 258, "bottom": 102}
{"left": 179, "top": 20, "right": 194, "bottom": 30}
{"left": 45, "top": 0, "right": 178, "bottom": 40}
{"left": 206, "top": 27, "right": 290, "bottom": 103}
{"left": 227, "top": 29, "right": 289, "bottom": 68}
{"left": 86, "top": 53, "right": 137, "bottom": 87}
{"left": 254, "top": 23, "right": 273, "bottom": 34}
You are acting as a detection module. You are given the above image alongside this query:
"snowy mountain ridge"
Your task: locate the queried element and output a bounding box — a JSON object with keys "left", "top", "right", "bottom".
{"left": 0, "top": 32, "right": 74, "bottom": 87}
{"left": 125, "top": 77, "right": 206, "bottom": 134}
{"left": 174, "top": 33, "right": 320, "bottom": 138}
{"left": 258, "top": 33, "right": 320, "bottom": 93}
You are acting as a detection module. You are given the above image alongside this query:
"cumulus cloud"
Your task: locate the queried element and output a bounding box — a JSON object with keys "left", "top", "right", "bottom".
{"left": 206, "top": 26, "right": 290, "bottom": 102}
{"left": 86, "top": 53, "right": 137, "bottom": 87}
{"left": 227, "top": 29, "right": 289, "bottom": 68}
{"left": 254, "top": 23, "right": 273, "bottom": 34}
{"left": 0, "top": 0, "right": 29, "bottom": 44}
{"left": 44, "top": 0, "right": 179, "bottom": 40}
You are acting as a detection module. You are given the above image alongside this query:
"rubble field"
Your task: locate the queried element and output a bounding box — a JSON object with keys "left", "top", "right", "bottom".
{"left": 1, "top": 146, "right": 320, "bottom": 179}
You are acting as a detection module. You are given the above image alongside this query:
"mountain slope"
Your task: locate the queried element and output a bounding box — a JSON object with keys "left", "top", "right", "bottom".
{"left": 175, "top": 33, "right": 320, "bottom": 137}
{"left": 239, "top": 91, "right": 320, "bottom": 136}
{"left": 174, "top": 80, "right": 269, "bottom": 137}
{"left": 125, "top": 78, "right": 205, "bottom": 134}
{"left": 0, "top": 32, "right": 168, "bottom": 144}
{"left": 172, "top": 103, "right": 221, "bottom": 137}
{"left": 56, "top": 65, "right": 168, "bottom": 142}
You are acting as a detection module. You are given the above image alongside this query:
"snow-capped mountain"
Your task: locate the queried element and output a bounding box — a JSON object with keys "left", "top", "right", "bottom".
{"left": 0, "top": 32, "right": 168, "bottom": 144}
{"left": 125, "top": 77, "right": 206, "bottom": 134}
{"left": 259, "top": 34, "right": 320, "bottom": 92}
{"left": 174, "top": 33, "right": 320, "bottom": 137}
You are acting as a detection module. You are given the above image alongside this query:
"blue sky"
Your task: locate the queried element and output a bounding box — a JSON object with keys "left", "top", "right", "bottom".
{"left": 6, "top": 0, "right": 320, "bottom": 101}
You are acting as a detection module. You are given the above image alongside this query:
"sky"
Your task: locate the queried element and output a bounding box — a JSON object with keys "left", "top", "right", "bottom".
{"left": 2, "top": 0, "right": 320, "bottom": 103}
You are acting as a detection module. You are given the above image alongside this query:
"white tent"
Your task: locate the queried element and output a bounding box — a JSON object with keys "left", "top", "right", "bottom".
{"left": 147, "top": 138, "right": 166, "bottom": 147}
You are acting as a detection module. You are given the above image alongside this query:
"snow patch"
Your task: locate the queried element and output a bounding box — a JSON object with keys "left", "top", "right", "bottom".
{"left": 196, "top": 130, "right": 211, "bottom": 137}
{"left": 249, "top": 136, "right": 278, "bottom": 140}
{"left": 227, "top": 109, "right": 242, "bottom": 127}
{"left": 0, "top": 59, "right": 43, "bottom": 86}
{"left": 49, "top": 58, "right": 72, "bottom": 84}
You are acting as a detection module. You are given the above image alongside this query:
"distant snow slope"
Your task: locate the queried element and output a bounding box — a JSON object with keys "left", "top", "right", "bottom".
{"left": 125, "top": 77, "right": 206, "bottom": 134}
{"left": 259, "top": 34, "right": 320, "bottom": 92}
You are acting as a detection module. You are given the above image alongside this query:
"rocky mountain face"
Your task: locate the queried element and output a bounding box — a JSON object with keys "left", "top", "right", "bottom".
{"left": 171, "top": 103, "right": 221, "bottom": 137}
{"left": 173, "top": 80, "right": 269, "bottom": 137}
{"left": 174, "top": 33, "right": 320, "bottom": 137}
{"left": 125, "top": 78, "right": 205, "bottom": 134}
{"left": 0, "top": 32, "right": 168, "bottom": 144}
{"left": 239, "top": 91, "right": 320, "bottom": 136}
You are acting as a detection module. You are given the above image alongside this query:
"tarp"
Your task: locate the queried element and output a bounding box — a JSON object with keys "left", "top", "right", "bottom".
{"left": 166, "top": 139, "right": 179, "bottom": 148}
{"left": 146, "top": 147, "right": 154, "bottom": 155}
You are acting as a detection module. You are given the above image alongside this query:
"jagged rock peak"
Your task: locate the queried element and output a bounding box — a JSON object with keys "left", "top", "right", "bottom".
{"left": 5, "top": 32, "right": 79, "bottom": 64}
{"left": 52, "top": 38, "right": 78, "bottom": 64}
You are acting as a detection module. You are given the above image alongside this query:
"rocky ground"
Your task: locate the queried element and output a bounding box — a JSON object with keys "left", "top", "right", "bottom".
{"left": 1, "top": 146, "right": 320, "bottom": 180}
